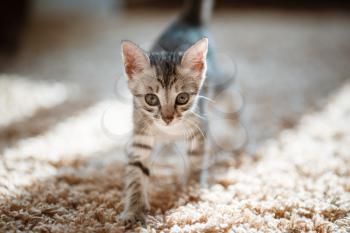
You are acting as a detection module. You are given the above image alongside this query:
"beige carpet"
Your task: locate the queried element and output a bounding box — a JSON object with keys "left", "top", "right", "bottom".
{"left": 0, "top": 76, "right": 349, "bottom": 232}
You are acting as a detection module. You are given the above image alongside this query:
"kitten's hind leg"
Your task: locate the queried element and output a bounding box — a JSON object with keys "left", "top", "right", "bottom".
{"left": 120, "top": 134, "right": 154, "bottom": 226}
{"left": 186, "top": 122, "right": 207, "bottom": 184}
{"left": 199, "top": 145, "right": 210, "bottom": 188}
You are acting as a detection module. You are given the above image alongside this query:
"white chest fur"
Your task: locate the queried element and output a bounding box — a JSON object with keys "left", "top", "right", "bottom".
{"left": 152, "top": 121, "right": 186, "bottom": 141}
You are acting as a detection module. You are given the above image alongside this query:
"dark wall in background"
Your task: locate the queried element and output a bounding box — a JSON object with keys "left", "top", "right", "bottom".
{"left": 125, "top": 0, "right": 350, "bottom": 9}
{"left": 0, "top": 0, "right": 30, "bottom": 54}
{"left": 0, "top": 0, "right": 349, "bottom": 55}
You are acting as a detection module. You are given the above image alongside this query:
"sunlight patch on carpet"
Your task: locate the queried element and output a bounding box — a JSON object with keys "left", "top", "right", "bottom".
{"left": 0, "top": 81, "right": 349, "bottom": 232}
{"left": 0, "top": 75, "right": 69, "bottom": 128}
{"left": 0, "top": 77, "right": 133, "bottom": 196}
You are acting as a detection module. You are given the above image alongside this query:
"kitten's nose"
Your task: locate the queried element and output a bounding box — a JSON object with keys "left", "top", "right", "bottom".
{"left": 162, "top": 115, "right": 174, "bottom": 125}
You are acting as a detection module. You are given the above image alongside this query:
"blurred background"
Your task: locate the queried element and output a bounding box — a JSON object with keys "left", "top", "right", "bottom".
{"left": 1, "top": 2, "right": 350, "bottom": 231}
{"left": 0, "top": 0, "right": 350, "bottom": 149}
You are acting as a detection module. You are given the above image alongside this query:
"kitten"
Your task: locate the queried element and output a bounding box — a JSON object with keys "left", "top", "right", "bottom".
{"left": 120, "top": 0, "right": 215, "bottom": 224}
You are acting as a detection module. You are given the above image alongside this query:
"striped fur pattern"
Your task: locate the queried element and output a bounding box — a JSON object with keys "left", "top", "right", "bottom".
{"left": 120, "top": 38, "right": 209, "bottom": 224}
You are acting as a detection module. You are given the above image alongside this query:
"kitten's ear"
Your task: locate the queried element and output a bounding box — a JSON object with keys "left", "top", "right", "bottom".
{"left": 121, "top": 40, "right": 150, "bottom": 79}
{"left": 181, "top": 38, "right": 208, "bottom": 74}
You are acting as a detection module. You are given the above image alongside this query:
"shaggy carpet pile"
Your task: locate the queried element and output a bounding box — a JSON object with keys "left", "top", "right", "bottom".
{"left": 0, "top": 76, "right": 349, "bottom": 232}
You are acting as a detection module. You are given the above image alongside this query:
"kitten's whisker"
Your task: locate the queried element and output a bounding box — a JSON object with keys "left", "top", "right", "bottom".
{"left": 173, "top": 144, "right": 189, "bottom": 181}
{"left": 141, "top": 124, "right": 150, "bottom": 134}
{"left": 190, "top": 110, "right": 206, "bottom": 120}
{"left": 183, "top": 126, "right": 194, "bottom": 151}
{"left": 184, "top": 118, "right": 206, "bottom": 139}
{"left": 189, "top": 126, "right": 197, "bottom": 151}
{"left": 197, "top": 95, "right": 215, "bottom": 103}
{"left": 192, "top": 104, "right": 208, "bottom": 117}
{"left": 150, "top": 143, "right": 167, "bottom": 168}
{"left": 193, "top": 123, "right": 206, "bottom": 139}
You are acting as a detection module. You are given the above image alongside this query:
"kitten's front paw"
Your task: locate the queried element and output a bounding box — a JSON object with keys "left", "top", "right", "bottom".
{"left": 120, "top": 210, "right": 146, "bottom": 226}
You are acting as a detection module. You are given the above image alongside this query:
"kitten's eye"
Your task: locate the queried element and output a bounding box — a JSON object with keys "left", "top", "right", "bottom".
{"left": 145, "top": 94, "right": 159, "bottom": 106}
{"left": 176, "top": 92, "right": 190, "bottom": 105}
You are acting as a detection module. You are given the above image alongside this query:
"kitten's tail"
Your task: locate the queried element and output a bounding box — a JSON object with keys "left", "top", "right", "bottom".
{"left": 181, "top": 0, "right": 214, "bottom": 26}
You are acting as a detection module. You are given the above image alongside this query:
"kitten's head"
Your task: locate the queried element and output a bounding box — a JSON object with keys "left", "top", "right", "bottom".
{"left": 121, "top": 38, "right": 208, "bottom": 127}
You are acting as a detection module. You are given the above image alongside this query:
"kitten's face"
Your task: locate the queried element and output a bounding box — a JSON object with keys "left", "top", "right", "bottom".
{"left": 121, "top": 38, "right": 208, "bottom": 127}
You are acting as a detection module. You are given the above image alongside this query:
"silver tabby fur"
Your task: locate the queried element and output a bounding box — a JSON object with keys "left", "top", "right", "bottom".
{"left": 120, "top": 0, "right": 214, "bottom": 225}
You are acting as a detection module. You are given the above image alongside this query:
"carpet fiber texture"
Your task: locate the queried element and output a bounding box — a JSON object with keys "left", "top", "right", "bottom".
{"left": 0, "top": 77, "right": 349, "bottom": 232}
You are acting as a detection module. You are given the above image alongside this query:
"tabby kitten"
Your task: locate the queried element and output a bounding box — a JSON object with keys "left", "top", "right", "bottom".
{"left": 120, "top": 0, "right": 214, "bottom": 224}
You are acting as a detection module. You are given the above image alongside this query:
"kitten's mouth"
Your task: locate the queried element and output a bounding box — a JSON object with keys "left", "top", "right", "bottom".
{"left": 154, "top": 121, "right": 169, "bottom": 130}
{"left": 161, "top": 121, "right": 173, "bottom": 126}
{"left": 155, "top": 119, "right": 178, "bottom": 127}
